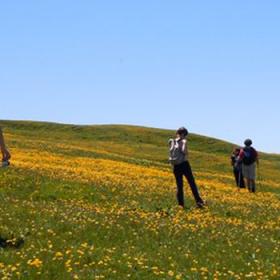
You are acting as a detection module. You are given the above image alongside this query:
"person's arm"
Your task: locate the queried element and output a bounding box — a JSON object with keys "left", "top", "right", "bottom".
{"left": 236, "top": 150, "right": 244, "bottom": 164}
{"left": 0, "top": 127, "right": 11, "bottom": 161}
{"left": 181, "top": 139, "right": 189, "bottom": 158}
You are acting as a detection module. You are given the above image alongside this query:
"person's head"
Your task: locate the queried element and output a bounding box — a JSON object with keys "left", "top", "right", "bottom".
{"left": 244, "top": 139, "right": 253, "bottom": 147}
{"left": 176, "top": 127, "right": 189, "bottom": 139}
{"left": 234, "top": 147, "right": 241, "bottom": 155}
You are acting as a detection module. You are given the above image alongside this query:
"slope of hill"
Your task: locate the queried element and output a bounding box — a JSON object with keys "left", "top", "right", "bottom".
{"left": 0, "top": 120, "right": 279, "bottom": 279}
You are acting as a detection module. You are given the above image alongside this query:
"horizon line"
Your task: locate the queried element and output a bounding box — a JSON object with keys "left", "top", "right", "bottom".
{"left": 1, "top": 118, "right": 279, "bottom": 155}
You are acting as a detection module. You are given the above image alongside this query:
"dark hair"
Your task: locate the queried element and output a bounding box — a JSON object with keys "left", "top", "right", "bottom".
{"left": 244, "top": 139, "right": 253, "bottom": 147}
{"left": 176, "top": 127, "right": 189, "bottom": 137}
{"left": 234, "top": 147, "right": 241, "bottom": 153}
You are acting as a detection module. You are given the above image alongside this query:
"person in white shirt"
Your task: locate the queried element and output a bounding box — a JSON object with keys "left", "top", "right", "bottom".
{"left": 169, "top": 127, "right": 204, "bottom": 208}
{"left": 0, "top": 127, "right": 11, "bottom": 166}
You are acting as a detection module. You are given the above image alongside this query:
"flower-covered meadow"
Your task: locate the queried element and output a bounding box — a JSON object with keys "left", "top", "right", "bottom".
{"left": 0, "top": 122, "right": 279, "bottom": 279}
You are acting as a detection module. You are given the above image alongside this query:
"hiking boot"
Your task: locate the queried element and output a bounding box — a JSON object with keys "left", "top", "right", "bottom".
{"left": 1, "top": 160, "right": 10, "bottom": 168}
{"left": 196, "top": 201, "right": 206, "bottom": 209}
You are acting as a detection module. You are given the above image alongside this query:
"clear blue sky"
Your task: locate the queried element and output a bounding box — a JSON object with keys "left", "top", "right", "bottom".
{"left": 0, "top": 1, "right": 279, "bottom": 153}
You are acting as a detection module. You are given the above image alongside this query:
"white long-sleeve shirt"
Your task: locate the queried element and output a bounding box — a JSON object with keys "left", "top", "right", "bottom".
{"left": 176, "top": 138, "right": 189, "bottom": 162}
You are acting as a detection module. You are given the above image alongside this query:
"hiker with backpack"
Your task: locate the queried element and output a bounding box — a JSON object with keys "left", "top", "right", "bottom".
{"left": 231, "top": 148, "right": 245, "bottom": 189}
{"left": 0, "top": 127, "right": 11, "bottom": 167}
{"left": 169, "top": 127, "right": 205, "bottom": 209}
{"left": 238, "top": 139, "right": 259, "bottom": 193}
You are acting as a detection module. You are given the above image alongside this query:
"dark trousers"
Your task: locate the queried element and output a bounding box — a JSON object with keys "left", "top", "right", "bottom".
{"left": 233, "top": 167, "right": 245, "bottom": 188}
{"left": 173, "top": 161, "right": 203, "bottom": 207}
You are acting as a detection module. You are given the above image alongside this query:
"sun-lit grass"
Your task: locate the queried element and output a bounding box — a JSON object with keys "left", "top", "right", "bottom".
{"left": 0, "top": 121, "right": 279, "bottom": 279}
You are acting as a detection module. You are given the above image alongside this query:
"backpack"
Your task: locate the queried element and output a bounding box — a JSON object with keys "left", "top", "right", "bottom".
{"left": 242, "top": 147, "right": 257, "bottom": 165}
{"left": 168, "top": 139, "right": 184, "bottom": 165}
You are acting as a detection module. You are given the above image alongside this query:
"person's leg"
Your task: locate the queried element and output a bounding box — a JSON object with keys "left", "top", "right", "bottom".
{"left": 234, "top": 169, "right": 239, "bottom": 187}
{"left": 0, "top": 128, "right": 6, "bottom": 159}
{"left": 0, "top": 128, "right": 11, "bottom": 161}
{"left": 250, "top": 164, "right": 257, "bottom": 193}
{"left": 251, "top": 179, "right": 256, "bottom": 193}
{"left": 174, "top": 168, "right": 185, "bottom": 207}
{"left": 183, "top": 161, "right": 204, "bottom": 205}
{"left": 240, "top": 172, "right": 245, "bottom": 188}
{"left": 237, "top": 170, "right": 243, "bottom": 189}
{"left": 250, "top": 179, "right": 254, "bottom": 192}
{"left": 243, "top": 165, "right": 252, "bottom": 192}
{"left": 246, "top": 178, "right": 251, "bottom": 192}
{"left": 245, "top": 165, "right": 256, "bottom": 193}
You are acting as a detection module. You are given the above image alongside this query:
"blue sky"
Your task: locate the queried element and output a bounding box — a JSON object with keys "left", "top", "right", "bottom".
{"left": 0, "top": 1, "right": 279, "bottom": 153}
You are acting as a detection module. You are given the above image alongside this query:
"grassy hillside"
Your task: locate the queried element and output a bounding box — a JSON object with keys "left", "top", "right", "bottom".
{"left": 0, "top": 120, "right": 279, "bottom": 279}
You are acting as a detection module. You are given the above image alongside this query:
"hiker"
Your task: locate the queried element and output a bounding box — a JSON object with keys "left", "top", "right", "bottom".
{"left": 238, "top": 139, "right": 259, "bottom": 193}
{"left": 169, "top": 127, "right": 205, "bottom": 208}
{"left": 0, "top": 127, "right": 11, "bottom": 167}
{"left": 231, "top": 148, "right": 245, "bottom": 189}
